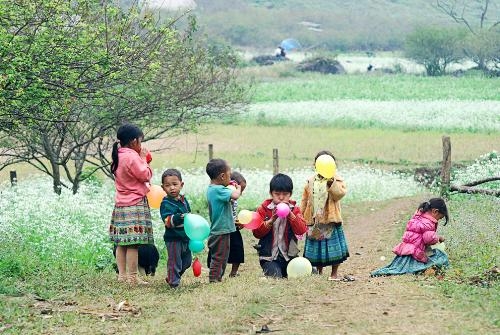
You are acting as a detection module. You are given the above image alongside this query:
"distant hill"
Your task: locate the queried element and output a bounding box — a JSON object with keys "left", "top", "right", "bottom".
{"left": 188, "top": 0, "right": 500, "bottom": 51}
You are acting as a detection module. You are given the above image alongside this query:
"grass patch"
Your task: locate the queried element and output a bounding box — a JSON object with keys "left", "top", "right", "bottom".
{"left": 144, "top": 124, "right": 500, "bottom": 171}
{"left": 250, "top": 74, "right": 500, "bottom": 102}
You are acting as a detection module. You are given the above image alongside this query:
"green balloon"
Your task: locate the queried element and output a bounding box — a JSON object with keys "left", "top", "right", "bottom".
{"left": 188, "top": 240, "right": 205, "bottom": 253}
{"left": 184, "top": 214, "right": 210, "bottom": 241}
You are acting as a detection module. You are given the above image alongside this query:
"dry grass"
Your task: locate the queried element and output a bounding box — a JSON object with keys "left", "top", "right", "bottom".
{"left": 2, "top": 124, "right": 498, "bottom": 183}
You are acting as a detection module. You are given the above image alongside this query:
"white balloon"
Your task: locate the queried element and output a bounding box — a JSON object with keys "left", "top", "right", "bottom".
{"left": 287, "top": 257, "right": 312, "bottom": 278}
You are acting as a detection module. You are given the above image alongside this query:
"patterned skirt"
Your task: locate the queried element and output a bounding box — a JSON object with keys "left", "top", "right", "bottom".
{"left": 370, "top": 249, "right": 449, "bottom": 277}
{"left": 109, "top": 197, "right": 154, "bottom": 246}
{"left": 303, "top": 224, "right": 349, "bottom": 266}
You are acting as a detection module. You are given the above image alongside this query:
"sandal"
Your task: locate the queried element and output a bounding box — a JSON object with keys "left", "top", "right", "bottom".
{"left": 328, "top": 276, "right": 342, "bottom": 281}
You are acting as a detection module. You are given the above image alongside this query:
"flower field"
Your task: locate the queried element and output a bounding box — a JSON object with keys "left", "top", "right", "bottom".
{"left": 0, "top": 72, "right": 499, "bottom": 334}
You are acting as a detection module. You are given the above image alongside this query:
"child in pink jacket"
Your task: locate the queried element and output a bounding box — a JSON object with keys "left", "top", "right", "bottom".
{"left": 109, "top": 123, "right": 154, "bottom": 285}
{"left": 371, "top": 198, "right": 449, "bottom": 276}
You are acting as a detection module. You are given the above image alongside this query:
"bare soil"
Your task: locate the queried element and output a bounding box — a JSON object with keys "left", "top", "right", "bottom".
{"left": 250, "top": 196, "right": 495, "bottom": 335}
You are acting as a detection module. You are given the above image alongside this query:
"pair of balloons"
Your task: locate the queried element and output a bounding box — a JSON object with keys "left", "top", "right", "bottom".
{"left": 184, "top": 214, "right": 210, "bottom": 253}
{"left": 237, "top": 210, "right": 262, "bottom": 230}
{"left": 287, "top": 257, "right": 313, "bottom": 278}
{"left": 315, "top": 154, "right": 337, "bottom": 179}
{"left": 184, "top": 214, "right": 210, "bottom": 241}
{"left": 146, "top": 185, "right": 166, "bottom": 209}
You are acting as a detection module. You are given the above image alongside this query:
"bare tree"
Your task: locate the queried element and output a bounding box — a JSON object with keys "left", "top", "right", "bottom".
{"left": 437, "top": 0, "right": 500, "bottom": 34}
{"left": 436, "top": 0, "right": 500, "bottom": 71}
{"left": 0, "top": 1, "right": 248, "bottom": 194}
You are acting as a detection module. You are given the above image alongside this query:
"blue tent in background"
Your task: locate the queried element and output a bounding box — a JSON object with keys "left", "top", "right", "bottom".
{"left": 280, "top": 38, "right": 301, "bottom": 52}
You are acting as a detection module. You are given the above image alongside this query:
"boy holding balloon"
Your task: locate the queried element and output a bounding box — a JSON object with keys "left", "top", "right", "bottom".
{"left": 205, "top": 159, "right": 242, "bottom": 282}
{"left": 253, "top": 173, "right": 307, "bottom": 278}
{"left": 300, "top": 150, "right": 349, "bottom": 281}
{"left": 207, "top": 171, "right": 247, "bottom": 277}
{"left": 160, "top": 168, "right": 192, "bottom": 288}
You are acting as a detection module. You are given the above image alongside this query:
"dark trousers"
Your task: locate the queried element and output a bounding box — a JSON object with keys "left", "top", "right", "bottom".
{"left": 207, "top": 234, "right": 230, "bottom": 282}
{"left": 165, "top": 240, "right": 192, "bottom": 286}
{"left": 260, "top": 254, "right": 289, "bottom": 278}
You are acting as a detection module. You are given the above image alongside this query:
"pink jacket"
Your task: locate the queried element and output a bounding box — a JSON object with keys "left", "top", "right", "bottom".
{"left": 393, "top": 210, "right": 439, "bottom": 263}
{"left": 114, "top": 147, "right": 152, "bottom": 206}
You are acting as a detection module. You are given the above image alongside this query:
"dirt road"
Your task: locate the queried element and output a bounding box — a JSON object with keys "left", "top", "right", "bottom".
{"left": 251, "top": 196, "right": 495, "bottom": 335}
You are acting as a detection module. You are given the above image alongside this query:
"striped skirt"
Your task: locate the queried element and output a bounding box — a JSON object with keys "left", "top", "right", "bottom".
{"left": 109, "top": 197, "right": 154, "bottom": 246}
{"left": 371, "top": 249, "right": 449, "bottom": 277}
{"left": 303, "top": 224, "right": 349, "bottom": 266}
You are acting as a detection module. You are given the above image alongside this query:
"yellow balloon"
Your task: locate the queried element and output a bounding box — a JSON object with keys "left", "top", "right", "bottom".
{"left": 146, "top": 185, "right": 166, "bottom": 209}
{"left": 315, "top": 154, "right": 337, "bottom": 179}
{"left": 287, "top": 257, "right": 313, "bottom": 278}
{"left": 237, "top": 210, "right": 253, "bottom": 225}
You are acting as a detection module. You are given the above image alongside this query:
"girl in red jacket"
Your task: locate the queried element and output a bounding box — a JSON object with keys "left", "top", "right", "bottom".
{"left": 253, "top": 173, "right": 307, "bottom": 278}
{"left": 371, "top": 198, "right": 449, "bottom": 276}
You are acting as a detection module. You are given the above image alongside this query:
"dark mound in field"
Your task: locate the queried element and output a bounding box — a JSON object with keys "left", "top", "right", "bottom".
{"left": 297, "top": 57, "right": 345, "bottom": 74}
{"left": 251, "top": 55, "right": 288, "bottom": 66}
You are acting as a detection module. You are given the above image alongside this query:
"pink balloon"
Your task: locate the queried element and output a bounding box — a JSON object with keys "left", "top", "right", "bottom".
{"left": 276, "top": 203, "right": 290, "bottom": 218}
{"left": 242, "top": 212, "right": 262, "bottom": 230}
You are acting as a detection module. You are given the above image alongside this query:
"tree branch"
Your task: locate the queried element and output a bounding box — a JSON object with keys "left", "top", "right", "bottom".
{"left": 450, "top": 185, "right": 500, "bottom": 196}
{"left": 462, "top": 176, "right": 500, "bottom": 187}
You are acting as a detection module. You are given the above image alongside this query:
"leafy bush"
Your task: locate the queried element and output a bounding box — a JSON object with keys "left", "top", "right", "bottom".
{"left": 405, "top": 27, "right": 466, "bottom": 76}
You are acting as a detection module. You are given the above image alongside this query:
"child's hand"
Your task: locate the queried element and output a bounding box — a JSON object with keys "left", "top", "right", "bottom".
{"left": 140, "top": 147, "right": 152, "bottom": 163}
{"left": 264, "top": 214, "right": 277, "bottom": 229}
{"left": 327, "top": 178, "right": 335, "bottom": 187}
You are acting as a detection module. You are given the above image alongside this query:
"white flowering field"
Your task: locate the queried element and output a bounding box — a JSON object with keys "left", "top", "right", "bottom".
{"left": 245, "top": 100, "right": 500, "bottom": 131}
{"left": 0, "top": 165, "right": 423, "bottom": 274}
{"left": 1, "top": 149, "right": 498, "bottom": 282}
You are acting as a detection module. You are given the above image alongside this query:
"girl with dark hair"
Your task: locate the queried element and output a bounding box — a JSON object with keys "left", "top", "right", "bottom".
{"left": 109, "top": 123, "right": 154, "bottom": 285}
{"left": 371, "top": 198, "right": 450, "bottom": 276}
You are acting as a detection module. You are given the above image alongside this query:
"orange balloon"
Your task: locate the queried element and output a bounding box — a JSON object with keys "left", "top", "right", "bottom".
{"left": 146, "top": 185, "right": 166, "bottom": 209}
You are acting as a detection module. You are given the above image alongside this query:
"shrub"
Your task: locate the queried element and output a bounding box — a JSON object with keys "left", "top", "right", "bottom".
{"left": 405, "top": 27, "right": 466, "bottom": 76}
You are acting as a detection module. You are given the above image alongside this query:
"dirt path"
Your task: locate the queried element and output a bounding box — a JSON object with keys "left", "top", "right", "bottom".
{"left": 256, "top": 196, "right": 491, "bottom": 335}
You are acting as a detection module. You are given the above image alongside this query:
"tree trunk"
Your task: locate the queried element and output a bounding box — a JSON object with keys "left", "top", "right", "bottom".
{"left": 51, "top": 161, "right": 62, "bottom": 195}
{"left": 440, "top": 136, "right": 451, "bottom": 196}
{"left": 42, "top": 133, "right": 63, "bottom": 195}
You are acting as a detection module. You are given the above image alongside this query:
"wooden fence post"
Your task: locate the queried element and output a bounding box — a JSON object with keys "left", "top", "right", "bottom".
{"left": 441, "top": 136, "right": 451, "bottom": 197}
{"left": 273, "top": 148, "right": 279, "bottom": 175}
{"left": 208, "top": 144, "right": 213, "bottom": 161}
{"left": 10, "top": 170, "right": 17, "bottom": 186}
